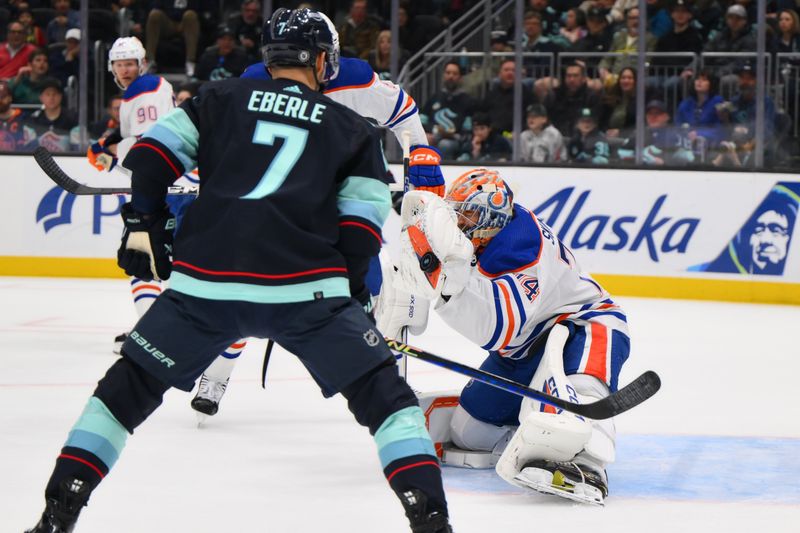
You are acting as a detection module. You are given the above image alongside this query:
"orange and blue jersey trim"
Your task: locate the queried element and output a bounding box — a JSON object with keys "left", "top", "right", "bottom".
{"left": 123, "top": 74, "right": 163, "bottom": 102}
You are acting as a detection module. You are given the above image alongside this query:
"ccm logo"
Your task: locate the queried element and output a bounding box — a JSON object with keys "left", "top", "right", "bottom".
{"left": 410, "top": 152, "right": 440, "bottom": 163}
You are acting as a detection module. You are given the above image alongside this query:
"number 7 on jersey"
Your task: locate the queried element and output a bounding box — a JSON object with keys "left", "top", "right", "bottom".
{"left": 241, "top": 120, "right": 309, "bottom": 200}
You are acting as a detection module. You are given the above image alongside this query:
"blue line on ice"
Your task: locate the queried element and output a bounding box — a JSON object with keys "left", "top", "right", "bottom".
{"left": 442, "top": 433, "right": 800, "bottom": 504}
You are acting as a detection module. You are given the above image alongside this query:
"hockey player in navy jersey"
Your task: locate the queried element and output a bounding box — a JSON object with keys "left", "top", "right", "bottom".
{"left": 376, "top": 168, "right": 631, "bottom": 506}
{"left": 24, "top": 8, "right": 452, "bottom": 533}
{"left": 191, "top": 8, "right": 447, "bottom": 418}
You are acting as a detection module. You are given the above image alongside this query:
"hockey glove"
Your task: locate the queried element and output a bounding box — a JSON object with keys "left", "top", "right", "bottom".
{"left": 117, "top": 203, "right": 175, "bottom": 281}
{"left": 408, "top": 145, "right": 445, "bottom": 197}
{"left": 87, "top": 140, "right": 117, "bottom": 172}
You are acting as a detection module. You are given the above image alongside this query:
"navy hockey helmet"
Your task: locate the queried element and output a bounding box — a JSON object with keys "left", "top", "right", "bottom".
{"left": 262, "top": 8, "right": 340, "bottom": 83}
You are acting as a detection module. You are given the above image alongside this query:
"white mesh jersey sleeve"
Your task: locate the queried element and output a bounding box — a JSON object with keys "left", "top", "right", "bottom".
{"left": 434, "top": 209, "right": 617, "bottom": 359}
{"left": 326, "top": 74, "right": 427, "bottom": 147}
{"left": 118, "top": 75, "right": 175, "bottom": 162}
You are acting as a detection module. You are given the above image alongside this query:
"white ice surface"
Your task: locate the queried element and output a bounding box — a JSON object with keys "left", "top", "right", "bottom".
{"left": 1, "top": 277, "right": 799, "bottom": 533}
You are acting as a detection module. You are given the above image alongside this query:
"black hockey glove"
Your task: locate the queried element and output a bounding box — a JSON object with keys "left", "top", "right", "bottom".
{"left": 117, "top": 202, "right": 175, "bottom": 281}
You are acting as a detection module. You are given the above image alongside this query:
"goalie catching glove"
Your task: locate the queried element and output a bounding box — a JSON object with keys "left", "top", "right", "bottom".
{"left": 396, "top": 190, "right": 474, "bottom": 300}
{"left": 117, "top": 203, "right": 175, "bottom": 281}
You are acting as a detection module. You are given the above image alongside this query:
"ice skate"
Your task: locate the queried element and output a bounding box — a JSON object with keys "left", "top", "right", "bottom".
{"left": 112, "top": 331, "right": 128, "bottom": 355}
{"left": 25, "top": 477, "right": 90, "bottom": 533}
{"left": 399, "top": 489, "right": 454, "bottom": 533}
{"left": 514, "top": 459, "right": 607, "bottom": 506}
{"left": 191, "top": 374, "right": 229, "bottom": 424}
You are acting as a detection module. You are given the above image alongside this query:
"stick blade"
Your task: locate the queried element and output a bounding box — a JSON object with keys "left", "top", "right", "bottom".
{"left": 33, "top": 146, "right": 131, "bottom": 195}
{"left": 576, "top": 371, "right": 661, "bottom": 420}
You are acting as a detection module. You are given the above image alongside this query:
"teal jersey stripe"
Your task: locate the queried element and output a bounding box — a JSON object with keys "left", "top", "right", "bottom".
{"left": 65, "top": 429, "right": 120, "bottom": 469}
{"left": 374, "top": 406, "right": 434, "bottom": 456}
{"left": 69, "top": 397, "right": 128, "bottom": 458}
{"left": 143, "top": 108, "right": 199, "bottom": 171}
{"left": 170, "top": 272, "right": 351, "bottom": 303}
{"left": 338, "top": 176, "right": 391, "bottom": 227}
{"left": 378, "top": 437, "right": 437, "bottom": 468}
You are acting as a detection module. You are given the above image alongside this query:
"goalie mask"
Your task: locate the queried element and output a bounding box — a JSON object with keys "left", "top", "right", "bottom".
{"left": 445, "top": 168, "right": 514, "bottom": 249}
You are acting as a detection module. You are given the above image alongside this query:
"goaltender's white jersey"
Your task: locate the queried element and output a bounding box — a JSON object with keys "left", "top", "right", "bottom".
{"left": 118, "top": 74, "right": 175, "bottom": 161}
{"left": 241, "top": 57, "right": 427, "bottom": 146}
{"left": 435, "top": 204, "right": 629, "bottom": 363}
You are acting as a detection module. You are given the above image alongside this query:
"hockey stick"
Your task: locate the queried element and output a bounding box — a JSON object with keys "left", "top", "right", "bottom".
{"left": 33, "top": 147, "right": 198, "bottom": 196}
{"left": 396, "top": 130, "right": 413, "bottom": 380}
{"left": 385, "top": 339, "right": 661, "bottom": 420}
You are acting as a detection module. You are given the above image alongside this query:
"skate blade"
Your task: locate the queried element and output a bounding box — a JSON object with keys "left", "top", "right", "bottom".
{"left": 514, "top": 467, "right": 604, "bottom": 506}
{"left": 195, "top": 411, "right": 208, "bottom": 428}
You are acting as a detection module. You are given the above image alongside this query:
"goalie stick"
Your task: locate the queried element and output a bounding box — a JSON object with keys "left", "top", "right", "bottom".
{"left": 33, "top": 147, "right": 198, "bottom": 196}
{"left": 385, "top": 339, "right": 661, "bottom": 420}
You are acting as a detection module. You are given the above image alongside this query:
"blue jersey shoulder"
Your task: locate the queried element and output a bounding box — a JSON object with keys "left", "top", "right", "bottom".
{"left": 124, "top": 74, "right": 162, "bottom": 100}
{"left": 242, "top": 62, "right": 269, "bottom": 80}
{"left": 240, "top": 57, "right": 374, "bottom": 89}
{"left": 477, "top": 205, "right": 543, "bottom": 276}
{"left": 326, "top": 57, "right": 374, "bottom": 90}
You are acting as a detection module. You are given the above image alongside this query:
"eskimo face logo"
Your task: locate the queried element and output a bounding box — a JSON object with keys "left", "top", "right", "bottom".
{"left": 750, "top": 209, "right": 790, "bottom": 271}
{"left": 363, "top": 329, "right": 380, "bottom": 347}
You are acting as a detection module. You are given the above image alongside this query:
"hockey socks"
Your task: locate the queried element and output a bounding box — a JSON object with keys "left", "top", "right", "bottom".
{"left": 44, "top": 396, "right": 126, "bottom": 506}
{"left": 376, "top": 406, "right": 448, "bottom": 516}
{"left": 131, "top": 277, "right": 161, "bottom": 317}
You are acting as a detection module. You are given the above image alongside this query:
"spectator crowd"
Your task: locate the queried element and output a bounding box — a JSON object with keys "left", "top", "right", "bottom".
{"left": 0, "top": 0, "right": 795, "bottom": 169}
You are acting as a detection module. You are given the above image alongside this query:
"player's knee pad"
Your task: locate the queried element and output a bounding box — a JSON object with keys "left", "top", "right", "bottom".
{"left": 341, "top": 360, "right": 418, "bottom": 434}
{"left": 93, "top": 355, "right": 170, "bottom": 433}
{"left": 449, "top": 405, "right": 513, "bottom": 453}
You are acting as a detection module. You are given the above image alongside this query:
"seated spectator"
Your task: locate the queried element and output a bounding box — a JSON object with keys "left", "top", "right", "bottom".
{"left": 477, "top": 58, "right": 536, "bottom": 137}
{"left": 609, "top": 0, "right": 637, "bottom": 24}
{"left": 729, "top": 62, "right": 775, "bottom": 138}
{"left": 48, "top": 27, "right": 78, "bottom": 86}
{"left": 647, "top": 0, "right": 673, "bottom": 39}
{"left": 367, "top": 30, "right": 408, "bottom": 80}
{"left": 600, "top": 66, "right": 637, "bottom": 152}
{"left": 520, "top": 103, "right": 567, "bottom": 162}
{"left": 17, "top": 9, "right": 45, "bottom": 47}
{"left": 22, "top": 76, "right": 77, "bottom": 152}
{"left": 520, "top": 11, "right": 561, "bottom": 74}
{"left": 196, "top": 25, "right": 248, "bottom": 81}
{"left": 89, "top": 94, "right": 122, "bottom": 140}
{"left": 558, "top": 8, "right": 588, "bottom": 46}
{"left": 175, "top": 80, "right": 200, "bottom": 105}
{"left": 0, "top": 80, "right": 26, "bottom": 151}
{"left": 8, "top": 46, "right": 47, "bottom": 103}
{"left": 597, "top": 8, "right": 656, "bottom": 90}
{"left": 675, "top": 69, "right": 724, "bottom": 147}
{"left": 145, "top": 0, "right": 201, "bottom": 76}
{"left": 541, "top": 61, "right": 601, "bottom": 137}
{"left": 45, "top": 0, "right": 79, "bottom": 44}
{"left": 419, "top": 60, "right": 475, "bottom": 160}
{"left": 457, "top": 111, "right": 512, "bottom": 161}
{"left": 654, "top": 0, "right": 703, "bottom": 75}
{"left": 712, "top": 124, "right": 755, "bottom": 167}
{"left": 643, "top": 99, "right": 695, "bottom": 165}
{"left": 570, "top": 7, "right": 613, "bottom": 70}
{"left": 461, "top": 30, "right": 513, "bottom": 98}
{"left": 703, "top": 4, "right": 757, "bottom": 92}
{"left": 568, "top": 107, "right": 609, "bottom": 164}
{"left": 0, "top": 21, "right": 36, "bottom": 79}
{"left": 776, "top": 8, "right": 800, "bottom": 54}
{"left": 227, "top": 0, "right": 262, "bottom": 62}
{"left": 338, "top": 0, "right": 381, "bottom": 59}
{"left": 509, "top": 0, "right": 561, "bottom": 38}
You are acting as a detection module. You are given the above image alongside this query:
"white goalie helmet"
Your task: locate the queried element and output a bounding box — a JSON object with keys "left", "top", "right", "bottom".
{"left": 108, "top": 37, "right": 147, "bottom": 81}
